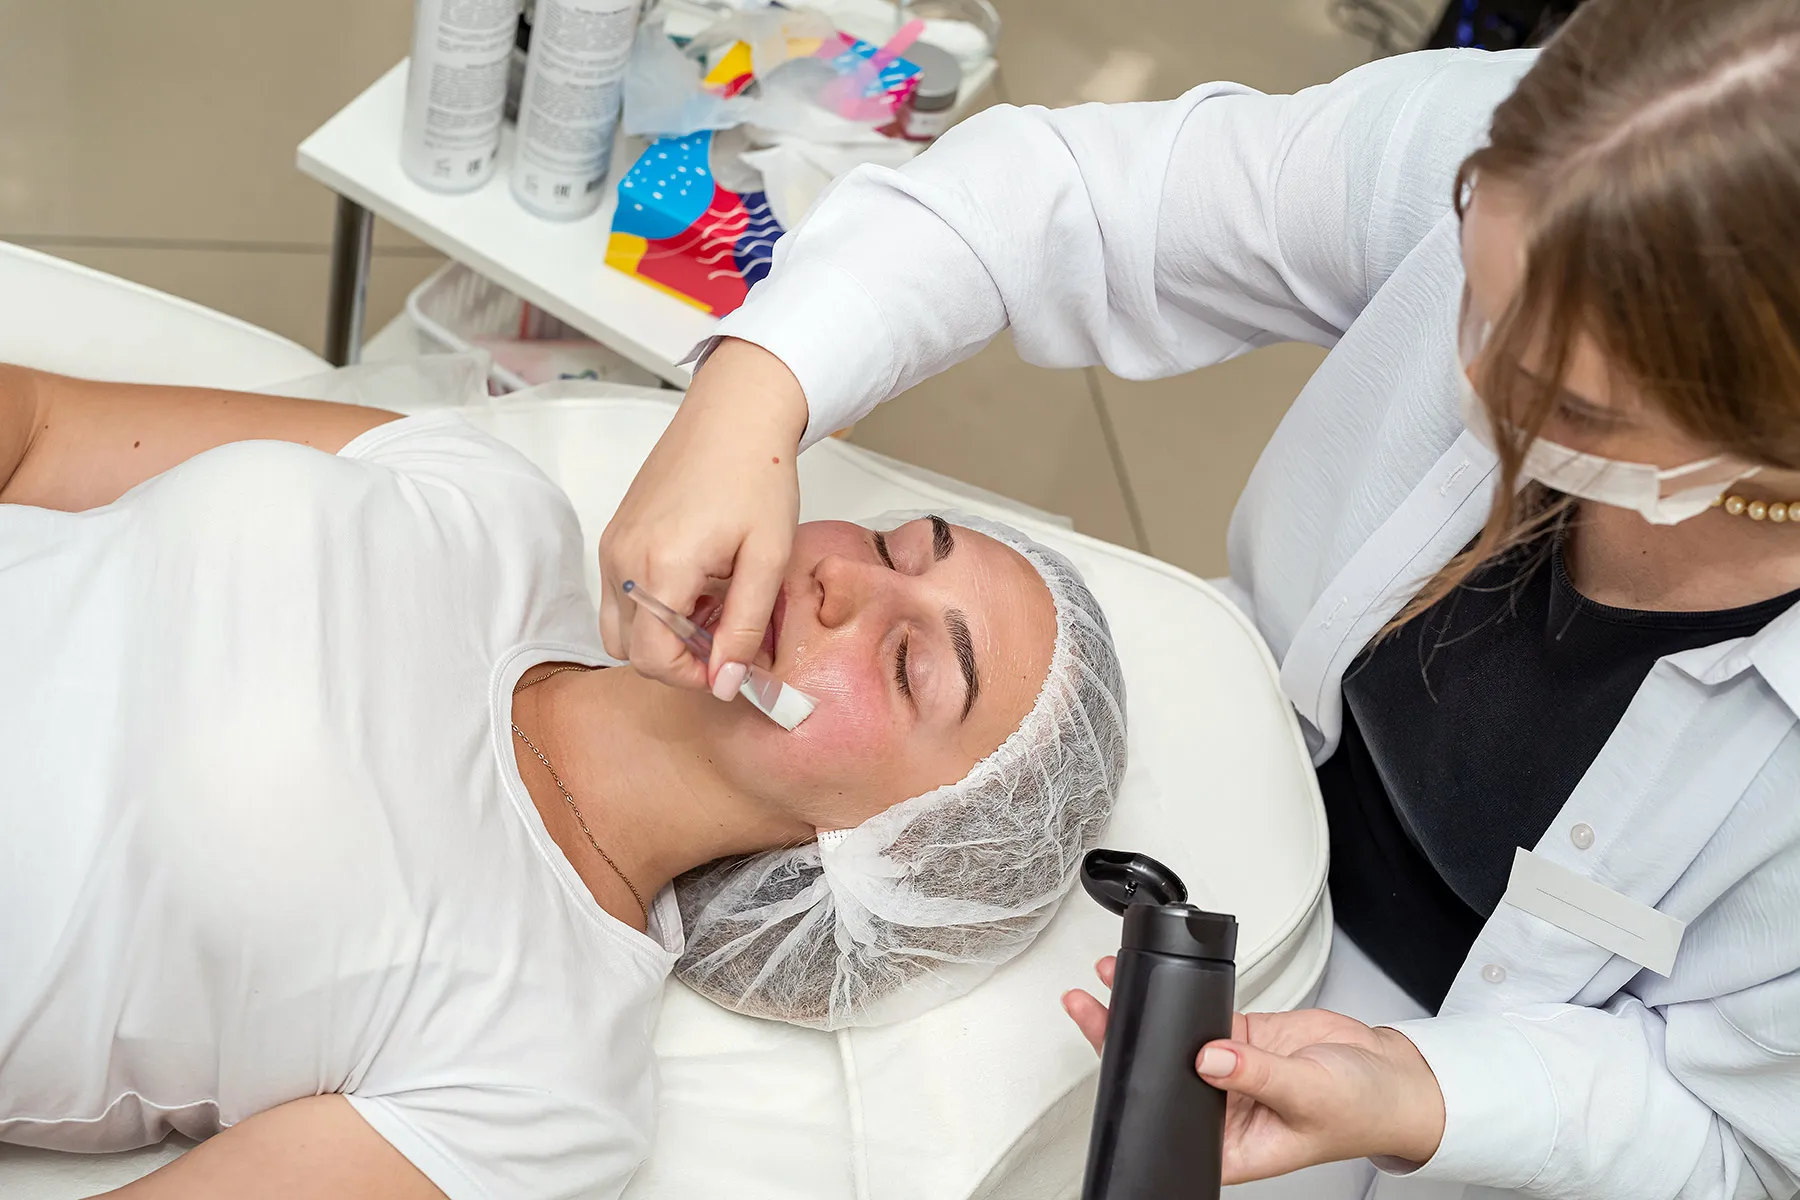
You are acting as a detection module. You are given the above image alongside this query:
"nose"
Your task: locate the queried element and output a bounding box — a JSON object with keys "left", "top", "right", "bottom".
{"left": 813, "top": 553, "right": 894, "bottom": 629}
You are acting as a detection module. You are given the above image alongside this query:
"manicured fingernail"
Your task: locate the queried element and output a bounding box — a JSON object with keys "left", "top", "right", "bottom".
{"left": 1198, "top": 1047, "right": 1237, "bottom": 1078}
{"left": 712, "top": 661, "right": 748, "bottom": 702}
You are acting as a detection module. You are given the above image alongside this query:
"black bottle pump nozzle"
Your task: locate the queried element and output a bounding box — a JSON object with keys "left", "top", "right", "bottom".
{"left": 1080, "top": 848, "right": 1237, "bottom": 1200}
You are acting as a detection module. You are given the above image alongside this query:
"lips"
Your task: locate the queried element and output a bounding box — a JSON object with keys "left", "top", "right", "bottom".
{"left": 691, "top": 587, "right": 785, "bottom": 668}
{"left": 760, "top": 588, "right": 787, "bottom": 666}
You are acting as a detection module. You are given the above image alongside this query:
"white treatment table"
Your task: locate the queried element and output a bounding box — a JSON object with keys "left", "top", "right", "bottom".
{"left": 0, "top": 242, "right": 1332, "bottom": 1200}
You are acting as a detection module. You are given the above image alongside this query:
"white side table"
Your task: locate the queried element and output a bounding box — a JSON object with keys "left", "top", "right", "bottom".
{"left": 297, "top": 55, "right": 995, "bottom": 382}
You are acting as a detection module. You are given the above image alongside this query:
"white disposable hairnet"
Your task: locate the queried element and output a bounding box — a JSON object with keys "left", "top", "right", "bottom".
{"left": 673, "top": 512, "right": 1128, "bottom": 1030}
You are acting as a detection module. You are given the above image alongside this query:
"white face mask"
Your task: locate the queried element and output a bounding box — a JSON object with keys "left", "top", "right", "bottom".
{"left": 1456, "top": 372, "right": 1759, "bottom": 525}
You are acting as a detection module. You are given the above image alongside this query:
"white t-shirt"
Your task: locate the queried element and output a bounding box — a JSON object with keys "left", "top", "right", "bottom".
{"left": 0, "top": 411, "right": 683, "bottom": 1200}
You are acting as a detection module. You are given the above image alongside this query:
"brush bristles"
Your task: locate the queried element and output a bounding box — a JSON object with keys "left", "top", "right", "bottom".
{"left": 763, "top": 684, "right": 819, "bottom": 731}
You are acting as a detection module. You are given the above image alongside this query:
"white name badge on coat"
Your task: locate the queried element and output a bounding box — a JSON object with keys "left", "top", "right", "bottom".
{"left": 1502, "top": 848, "right": 1688, "bottom": 976}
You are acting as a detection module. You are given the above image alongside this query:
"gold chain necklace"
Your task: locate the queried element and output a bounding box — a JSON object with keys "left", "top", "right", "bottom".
{"left": 512, "top": 665, "right": 649, "bottom": 924}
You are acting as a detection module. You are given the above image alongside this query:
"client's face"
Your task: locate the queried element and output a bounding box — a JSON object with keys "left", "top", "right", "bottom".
{"left": 689, "top": 517, "right": 1056, "bottom": 832}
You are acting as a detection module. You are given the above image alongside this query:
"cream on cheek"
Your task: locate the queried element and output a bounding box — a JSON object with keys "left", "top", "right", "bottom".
{"left": 769, "top": 630, "right": 898, "bottom": 767}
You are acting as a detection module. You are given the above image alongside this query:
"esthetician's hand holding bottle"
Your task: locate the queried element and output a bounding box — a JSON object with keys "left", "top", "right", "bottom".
{"left": 1064, "top": 958, "right": 1448, "bottom": 1183}
{"left": 599, "top": 338, "right": 808, "bottom": 696}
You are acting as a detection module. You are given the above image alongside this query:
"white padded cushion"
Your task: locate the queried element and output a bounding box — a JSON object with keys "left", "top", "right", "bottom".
{"left": 0, "top": 241, "right": 327, "bottom": 388}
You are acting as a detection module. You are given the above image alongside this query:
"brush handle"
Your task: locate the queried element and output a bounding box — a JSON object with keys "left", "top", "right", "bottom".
{"left": 870, "top": 17, "right": 924, "bottom": 66}
{"left": 621, "top": 580, "right": 715, "bottom": 661}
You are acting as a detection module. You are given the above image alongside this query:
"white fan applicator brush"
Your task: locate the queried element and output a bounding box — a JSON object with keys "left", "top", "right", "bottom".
{"left": 621, "top": 580, "right": 819, "bottom": 731}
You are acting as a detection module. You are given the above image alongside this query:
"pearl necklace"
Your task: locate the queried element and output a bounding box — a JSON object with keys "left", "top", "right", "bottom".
{"left": 1714, "top": 493, "right": 1800, "bottom": 523}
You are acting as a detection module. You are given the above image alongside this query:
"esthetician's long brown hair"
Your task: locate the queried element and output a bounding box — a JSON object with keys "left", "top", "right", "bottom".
{"left": 1395, "top": 0, "right": 1800, "bottom": 626}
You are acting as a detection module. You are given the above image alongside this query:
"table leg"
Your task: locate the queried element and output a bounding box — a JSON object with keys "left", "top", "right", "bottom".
{"left": 324, "top": 195, "right": 375, "bottom": 366}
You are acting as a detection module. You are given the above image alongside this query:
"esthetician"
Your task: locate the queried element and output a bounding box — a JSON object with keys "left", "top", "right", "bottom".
{"left": 599, "top": 0, "right": 1800, "bottom": 1195}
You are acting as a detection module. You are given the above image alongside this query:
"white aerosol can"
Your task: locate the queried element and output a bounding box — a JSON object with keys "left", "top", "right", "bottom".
{"left": 402, "top": 0, "right": 524, "bottom": 193}
{"left": 510, "top": 0, "right": 640, "bottom": 220}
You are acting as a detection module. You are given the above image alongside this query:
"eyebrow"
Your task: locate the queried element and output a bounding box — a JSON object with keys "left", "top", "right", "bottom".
{"left": 930, "top": 515, "right": 953, "bottom": 561}
{"left": 946, "top": 608, "right": 979, "bottom": 722}
{"left": 927, "top": 517, "right": 977, "bottom": 718}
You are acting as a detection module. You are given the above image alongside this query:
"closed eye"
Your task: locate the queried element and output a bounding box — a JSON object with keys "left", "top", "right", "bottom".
{"left": 894, "top": 635, "right": 914, "bottom": 703}
{"left": 1495, "top": 358, "right": 1627, "bottom": 432}
{"left": 1554, "top": 396, "right": 1624, "bottom": 431}
{"left": 873, "top": 531, "right": 917, "bottom": 707}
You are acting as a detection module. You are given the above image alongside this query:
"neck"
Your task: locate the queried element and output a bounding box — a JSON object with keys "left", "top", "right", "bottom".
{"left": 510, "top": 665, "right": 808, "bottom": 930}
{"left": 1566, "top": 476, "right": 1800, "bottom": 610}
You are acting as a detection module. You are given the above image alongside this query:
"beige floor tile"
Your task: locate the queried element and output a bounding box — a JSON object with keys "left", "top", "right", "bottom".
{"left": 990, "top": 0, "right": 1370, "bottom": 108}
{"left": 848, "top": 339, "right": 1140, "bottom": 548}
{"left": 0, "top": 0, "right": 417, "bottom": 247}
{"left": 42, "top": 243, "right": 446, "bottom": 360}
{"left": 1095, "top": 342, "right": 1329, "bottom": 578}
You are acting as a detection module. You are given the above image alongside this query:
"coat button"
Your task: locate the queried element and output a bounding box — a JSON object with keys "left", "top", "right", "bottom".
{"left": 1570, "top": 823, "right": 1595, "bottom": 850}
{"left": 1481, "top": 963, "right": 1506, "bottom": 985}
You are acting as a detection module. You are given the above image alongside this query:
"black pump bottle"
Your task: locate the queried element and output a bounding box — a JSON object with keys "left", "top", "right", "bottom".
{"left": 1079, "top": 848, "right": 1238, "bottom": 1200}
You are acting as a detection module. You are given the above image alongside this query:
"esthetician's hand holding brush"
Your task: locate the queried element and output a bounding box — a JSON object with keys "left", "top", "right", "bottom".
{"left": 1065, "top": 957, "right": 1448, "bottom": 1183}
{"left": 599, "top": 338, "right": 808, "bottom": 698}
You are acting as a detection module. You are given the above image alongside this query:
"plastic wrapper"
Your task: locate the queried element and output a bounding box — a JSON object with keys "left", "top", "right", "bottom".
{"left": 622, "top": 20, "right": 755, "bottom": 137}
{"left": 610, "top": 2, "right": 928, "bottom": 314}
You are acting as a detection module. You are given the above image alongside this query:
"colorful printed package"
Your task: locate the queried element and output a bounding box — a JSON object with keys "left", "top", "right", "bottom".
{"left": 703, "top": 32, "right": 924, "bottom": 112}
{"left": 605, "top": 129, "right": 785, "bottom": 315}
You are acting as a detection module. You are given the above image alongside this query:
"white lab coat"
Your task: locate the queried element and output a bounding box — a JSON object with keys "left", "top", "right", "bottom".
{"left": 708, "top": 46, "right": 1800, "bottom": 1200}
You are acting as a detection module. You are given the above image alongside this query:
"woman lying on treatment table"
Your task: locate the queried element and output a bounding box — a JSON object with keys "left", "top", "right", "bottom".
{"left": 0, "top": 364, "right": 1127, "bottom": 1200}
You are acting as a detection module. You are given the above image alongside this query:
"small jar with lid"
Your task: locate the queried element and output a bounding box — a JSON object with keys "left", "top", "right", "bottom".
{"left": 899, "top": 42, "right": 963, "bottom": 142}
